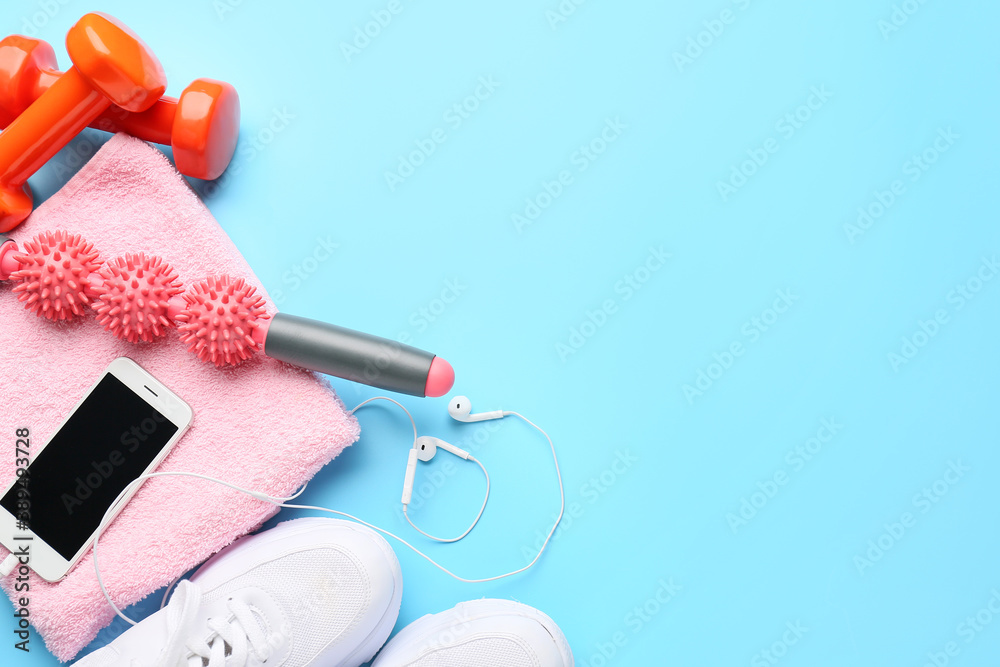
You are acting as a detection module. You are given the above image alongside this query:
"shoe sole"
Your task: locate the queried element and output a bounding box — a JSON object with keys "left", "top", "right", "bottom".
{"left": 193, "top": 517, "right": 403, "bottom": 667}
{"left": 377, "top": 598, "right": 574, "bottom": 666}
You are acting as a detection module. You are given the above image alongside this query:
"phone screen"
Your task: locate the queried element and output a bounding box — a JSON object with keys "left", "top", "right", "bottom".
{"left": 0, "top": 373, "right": 178, "bottom": 560}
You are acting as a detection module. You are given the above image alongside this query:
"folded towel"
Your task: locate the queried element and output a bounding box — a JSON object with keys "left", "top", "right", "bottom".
{"left": 0, "top": 134, "right": 359, "bottom": 661}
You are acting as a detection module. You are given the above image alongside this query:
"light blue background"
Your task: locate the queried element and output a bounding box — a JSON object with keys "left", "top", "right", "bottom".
{"left": 3, "top": 1, "right": 1000, "bottom": 665}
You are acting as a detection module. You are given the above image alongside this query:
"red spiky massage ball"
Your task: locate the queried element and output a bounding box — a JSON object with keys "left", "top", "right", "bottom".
{"left": 93, "top": 253, "right": 184, "bottom": 343}
{"left": 175, "top": 275, "right": 270, "bottom": 367}
{"left": 10, "top": 230, "right": 101, "bottom": 320}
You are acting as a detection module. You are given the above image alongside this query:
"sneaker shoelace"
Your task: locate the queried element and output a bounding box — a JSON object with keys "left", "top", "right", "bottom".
{"left": 153, "top": 580, "right": 273, "bottom": 667}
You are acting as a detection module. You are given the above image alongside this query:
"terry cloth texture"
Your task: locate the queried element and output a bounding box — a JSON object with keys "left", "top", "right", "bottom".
{"left": 0, "top": 134, "right": 359, "bottom": 661}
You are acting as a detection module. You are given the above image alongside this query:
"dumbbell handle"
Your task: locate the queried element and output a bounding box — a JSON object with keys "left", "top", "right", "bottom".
{"left": 25, "top": 68, "right": 176, "bottom": 146}
{"left": 0, "top": 67, "right": 109, "bottom": 187}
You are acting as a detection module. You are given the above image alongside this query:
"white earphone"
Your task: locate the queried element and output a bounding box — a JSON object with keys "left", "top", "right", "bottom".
{"left": 399, "top": 397, "right": 504, "bottom": 543}
{"left": 92, "top": 393, "right": 566, "bottom": 627}
{"left": 378, "top": 393, "right": 564, "bottom": 549}
{"left": 403, "top": 438, "right": 470, "bottom": 502}
{"left": 416, "top": 435, "right": 470, "bottom": 461}
{"left": 447, "top": 395, "right": 506, "bottom": 422}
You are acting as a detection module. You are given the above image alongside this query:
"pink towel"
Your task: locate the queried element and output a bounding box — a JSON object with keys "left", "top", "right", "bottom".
{"left": 0, "top": 134, "right": 359, "bottom": 661}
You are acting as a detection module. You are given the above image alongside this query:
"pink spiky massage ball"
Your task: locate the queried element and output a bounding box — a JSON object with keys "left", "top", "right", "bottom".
{"left": 11, "top": 230, "right": 101, "bottom": 320}
{"left": 93, "top": 253, "right": 184, "bottom": 343}
{"left": 175, "top": 275, "right": 270, "bottom": 367}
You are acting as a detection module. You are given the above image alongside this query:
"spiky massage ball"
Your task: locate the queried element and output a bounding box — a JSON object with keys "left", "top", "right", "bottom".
{"left": 93, "top": 254, "right": 184, "bottom": 343}
{"left": 175, "top": 275, "right": 270, "bottom": 367}
{"left": 11, "top": 230, "right": 101, "bottom": 320}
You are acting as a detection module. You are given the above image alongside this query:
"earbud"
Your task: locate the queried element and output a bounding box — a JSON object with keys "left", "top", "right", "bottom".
{"left": 403, "top": 437, "right": 471, "bottom": 507}
{"left": 416, "top": 435, "right": 470, "bottom": 461}
{"left": 350, "top": 395, "right": 562, "bottom": 561}
{"left": 447, "top": 396, "right": 505, "bottom": 423}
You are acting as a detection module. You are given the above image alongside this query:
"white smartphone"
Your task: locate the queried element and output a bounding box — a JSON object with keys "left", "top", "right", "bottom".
{"left": 0, "top": 357, "right": 193, "bottom": 582}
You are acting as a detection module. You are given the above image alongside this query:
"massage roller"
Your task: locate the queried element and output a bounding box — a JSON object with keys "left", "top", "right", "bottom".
{"left": 0, "top": 231, "right": 454, "bottom": 398}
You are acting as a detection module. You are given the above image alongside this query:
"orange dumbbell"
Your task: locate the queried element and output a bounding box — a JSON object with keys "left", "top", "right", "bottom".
{"left": 0, "top": 35, "right": 239, "bottom": 184}
{"left": 0, "top": 13, "right": 167, "bottom": 232}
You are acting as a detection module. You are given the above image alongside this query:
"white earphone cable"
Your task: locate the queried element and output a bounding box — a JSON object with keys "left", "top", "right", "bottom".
{"left": 349, "top": 397, "right": 493, "bottom": 543}
{"left": 92, "top": 398, "right": 565, "bottom": 626}
{"left": 403, "top": 455, "right": 490, "bottom": 543}
{"left": 347, "top": 396, "right": 418, "bottom": 443}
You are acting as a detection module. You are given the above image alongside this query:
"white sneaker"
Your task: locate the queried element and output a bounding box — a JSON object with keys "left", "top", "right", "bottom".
{"left": 371, "top": 599, "right": 573, "bottom": 667}
{"left": 74, "top": 518, "right": 403, "bottom": 667}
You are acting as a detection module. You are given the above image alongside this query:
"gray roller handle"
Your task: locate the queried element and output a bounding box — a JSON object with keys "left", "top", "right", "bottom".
{"left": 264, "top": 312, "right": 436, "bottom": 397}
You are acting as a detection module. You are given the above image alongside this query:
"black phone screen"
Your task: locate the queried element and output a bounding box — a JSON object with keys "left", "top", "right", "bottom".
{"left": 0, "top": 374, "right": 178, "bottom": 560}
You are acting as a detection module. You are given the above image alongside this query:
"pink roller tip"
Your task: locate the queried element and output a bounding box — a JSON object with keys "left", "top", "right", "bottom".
{"left": 0, "top": 239, "right": 19, "bottom": 280}
{"left": 425, "top": 356, "right": 455, "bottom": 397}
